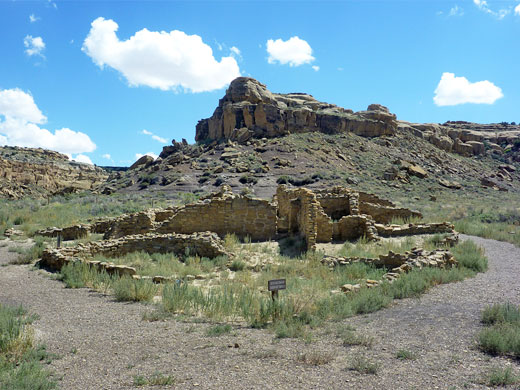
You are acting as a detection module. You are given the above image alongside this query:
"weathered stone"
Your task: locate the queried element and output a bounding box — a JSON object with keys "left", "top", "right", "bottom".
{"left": 129, "top": 155, "right": 154, "bottom": 170}
{"left": 195, "top": 77, "right": 397, "bottom": 143}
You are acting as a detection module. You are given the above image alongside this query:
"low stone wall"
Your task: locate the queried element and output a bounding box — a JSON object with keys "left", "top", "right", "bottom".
{"left": 359, "top": 203, "right": 422, "bottom": 224}
{"left": 103, "top": 210, "right": 157, "bottom": 239}
{"left": 375, "top": 222, "right": 454, "bottom": 237}
{"left": 36, "top": 225, "right": 90, "bottom": 241}
{"left": 38, "top": 231, "right": 229, "bottom": 272}
{"left": 322, "top": 248, "right": 457, "bottom": 292}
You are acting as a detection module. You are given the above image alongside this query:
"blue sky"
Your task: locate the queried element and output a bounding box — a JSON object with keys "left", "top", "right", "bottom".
{"left": 0, "top": 0, "right": 519, "bottom": 166}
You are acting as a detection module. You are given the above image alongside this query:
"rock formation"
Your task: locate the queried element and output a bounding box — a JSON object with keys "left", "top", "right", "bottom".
{"left": 399, "top": 120, "right": 520, "bottom": 158}
{"left": 0, "top": 146, "right": 108, "bottom": 199}
{"left": 195, "top": 77, "right": 398, "bottom": 143}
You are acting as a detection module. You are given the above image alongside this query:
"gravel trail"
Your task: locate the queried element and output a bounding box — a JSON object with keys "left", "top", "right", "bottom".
{"left": 0, "top": 235, "right": 519, "bottom": 390}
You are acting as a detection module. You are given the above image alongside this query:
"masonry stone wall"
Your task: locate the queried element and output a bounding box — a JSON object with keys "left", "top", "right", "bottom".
{"left": 38, "top": 232, "right": 229, "bottom": 272}
{"left": 157, "top": 188, "right": 277, "bottom": 241}
{"left": 359, "top": 203, "right": 422, "bottom": 224}
{"left": 333, "top": 215, "right": 378, "bottom": 241}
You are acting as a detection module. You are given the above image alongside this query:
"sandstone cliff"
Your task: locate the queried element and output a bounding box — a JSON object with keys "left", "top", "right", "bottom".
{"left": 195, "top": 77, "right": 398, "bottom": 143}
{"left": 0, "top": 146, "right": 109, "bottom": 199}
{"left": 399, "top": 121, "right": 520, "bottom": 159}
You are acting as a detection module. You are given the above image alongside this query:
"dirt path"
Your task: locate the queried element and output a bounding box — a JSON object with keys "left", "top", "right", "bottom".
{"left": 0, "top": 235, "right": 519, "bottom": 390}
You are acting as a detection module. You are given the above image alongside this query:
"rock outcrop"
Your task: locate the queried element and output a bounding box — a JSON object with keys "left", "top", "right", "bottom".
{"left": 195, "top": 77, "right": 398, "bottom": 143}
{"left": 400, "top": 120, "right": 520, "bottom": 158}
{"left": 0, "top": 146, "right": 108, "bottom": 199}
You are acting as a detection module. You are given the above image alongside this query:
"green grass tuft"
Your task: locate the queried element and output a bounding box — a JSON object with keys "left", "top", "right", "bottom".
{"left": 478, "top": 303, "right": 520, "bottom": 358}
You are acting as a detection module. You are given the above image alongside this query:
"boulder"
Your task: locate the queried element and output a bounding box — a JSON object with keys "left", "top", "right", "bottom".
{"left": 129, "top": 155, "right": 154, "bottom": 170}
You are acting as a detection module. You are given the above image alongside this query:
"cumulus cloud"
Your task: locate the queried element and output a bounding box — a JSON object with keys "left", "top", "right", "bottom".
{"left": 312, "top": 65, "right": 320, "bottom": 72}
{"left": 0, "top": 88, "right": 96, "bottom": 154}
{"left": 102, "top": 153, "right": 111, "bottom": 160}
{"left": 29, "top": 14, "right": 40, "bottom": 23}
{"left": 135, "top": 152, "right": 158, "bottom": 160}
{"left": 24, "top": 35, "right": 45, "bottom": 57}
{"left": 82, "top": 17, "right": 241, "bottom": 93}
{"left": 72, "top": 154, "right": 93, "bottom": 165}
{"left": 266, "top": 36, "right": 315, "bottom": 67}
{"left": 433, "top": 72, "right": 503, "bottom": 106}
{"left": 515, "top": 3, "right": 520, "bottom": 15}
{"left": 141, "top": 129, "right": 167, "bottom": 143}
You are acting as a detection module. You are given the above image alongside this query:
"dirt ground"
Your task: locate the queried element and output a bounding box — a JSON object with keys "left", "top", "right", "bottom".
{"left": 0, "top": 235, "right": 519, "bottom": 390}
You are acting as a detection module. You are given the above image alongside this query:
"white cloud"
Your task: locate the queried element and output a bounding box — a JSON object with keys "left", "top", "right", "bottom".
{"left": 24, "top": 35, "right": 45, "bottom": 57}
{"left": 312, "top": 65, "right": 320, "bottom": 72}
{"left": 82, "top": 17, "right": 241, "bottom": 93}
{"left": 141, "top": 129, "right": 167, "bottom": 143}
{"left": 0, "top": 88, "right": 96, "bottom": 155}
{"left": 433, "top": 72, "right": 503, "bottom": 106}
{"left": 102, "top": 153, "right": 111, "bottom": 159}
{"left": 266, "top": 36, "right": 315, "bottom": 67}
{"left": 473, "top": 0, "right": 510, "bottom": 19}
{"left": 515, "top": 3, "right": 520, "bottom": 15}
{"left": 152, "top": 135, "right": 167, "bottom": 143}
{"left": 72, "top": 154, "right": 93, "bottom": 165}
{"left": 29, "top": 14, "right": 40, "bottom": 23}
{"left": 135, "top": 152, "right": 158, "bottom": 160}
{"left": 448, "top": 5, "right": 464, "bottom": 16}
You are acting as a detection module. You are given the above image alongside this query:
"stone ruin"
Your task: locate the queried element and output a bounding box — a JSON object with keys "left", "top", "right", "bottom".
{"left": 39, "top": 232, "right": 229, "bottom": 275}
{"left": 37, "top": 184, "right": 455, "bottom": 275}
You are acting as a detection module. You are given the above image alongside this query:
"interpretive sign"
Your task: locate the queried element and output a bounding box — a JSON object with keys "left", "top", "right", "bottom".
{"left": 268, "top": 279, "right": 286, "bottom": 291}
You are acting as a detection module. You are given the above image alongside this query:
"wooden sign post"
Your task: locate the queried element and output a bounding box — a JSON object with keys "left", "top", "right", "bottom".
{"left": 268, "top": 279, "right": 286, "bottom": 301}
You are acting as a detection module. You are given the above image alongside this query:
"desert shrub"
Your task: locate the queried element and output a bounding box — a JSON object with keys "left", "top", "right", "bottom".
{"left": 60, "top": 262, "right": 115, "bottom": 293}
{"left": 483, "top": 366, "right": 519, "bottom": 387}
{"left": 349, "top": 288, "right": 391, "bottom": 314}
{"left": 395, "top": 349, "right": 417, "bottom": 360}
{"left": 347, "top": 354, "right": 379, "bottom": 375}
{"left": 338, "top": 327, "right": 373, "bottom": 347}
{"left": 133, "top": 372, "right": 175, "bottom": 386}
{"left": 10, "top": 236, "right": 47, "bottom": 265}
{"left": 229, "top": 260, "right": 246, "bottom": 272}
{"left": 297, "top": 351, "right": 334, "bottom": 366}
{"left": 451, "top": 240, "right": 487, "bottom": 272}
{"left": 482, "top": 302, "right": 520, "bottom": 325}
{"left": 0, "top": 304, "right": 56, "bottom": 390}
{"left": 478, "top": 303, "right": 520, "bottom": 357}
{"left": 112, "top": 277, "right": 158, "bottom": 302}
{"left": 205, "top": 324, "right": 232, "bottom": 337}
{"left": 238, "top": 175, "right": 258, "bottom": 185}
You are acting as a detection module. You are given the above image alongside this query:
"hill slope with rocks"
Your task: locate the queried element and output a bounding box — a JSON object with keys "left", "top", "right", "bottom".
{"left": 0, "top": 146, "right": 109, "bottom": 199}
{"left": 2, "top": 77, "right": 519, "bottom": 204}
{"left": 102, "top": 77, "right": 520, "bottom": 206}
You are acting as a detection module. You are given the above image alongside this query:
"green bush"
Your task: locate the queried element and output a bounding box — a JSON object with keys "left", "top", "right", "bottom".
{"left": 484, "top": 366, "right": 519, "bottom": 387}
{"left": 451, "top": 240, "right": 487, "bottom": 272}
{"left": 478, "top": 303, "right": 520, "bottom": 357}
{"left": 0, "top": 304, "right": 56, "bottom": 390}
{"left": 113, "top": 277, "right": 158, "bottom": 302}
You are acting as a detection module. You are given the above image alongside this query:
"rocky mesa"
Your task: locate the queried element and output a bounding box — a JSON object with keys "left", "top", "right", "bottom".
{"left": 195, "top": 77, "right": 398, "bottom": 142}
